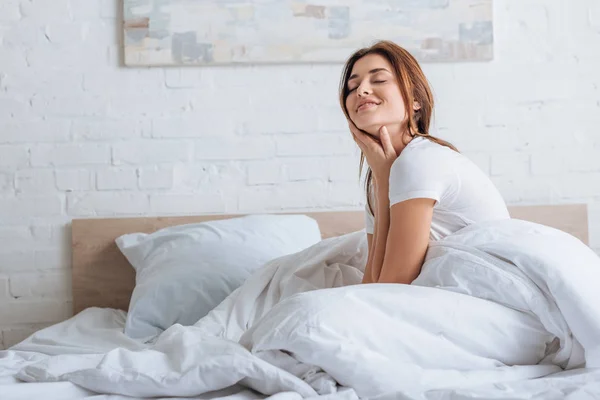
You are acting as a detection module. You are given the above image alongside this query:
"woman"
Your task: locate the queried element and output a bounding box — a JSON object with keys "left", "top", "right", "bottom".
{"left": 339, "top": 41, "right": 510, "bottom": 285}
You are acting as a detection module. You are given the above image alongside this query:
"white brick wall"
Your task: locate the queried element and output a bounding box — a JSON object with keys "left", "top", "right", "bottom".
{"left": 0, "top": 0, "right": 599, "bottom": 349}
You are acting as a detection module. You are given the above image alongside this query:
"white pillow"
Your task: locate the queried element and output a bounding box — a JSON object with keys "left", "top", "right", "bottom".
{"left": 116, "top": 214, "right": 322, "bottom": 341}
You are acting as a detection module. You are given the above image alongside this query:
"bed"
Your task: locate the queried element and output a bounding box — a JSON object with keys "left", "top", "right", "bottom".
{"left": 1, "top": 204, "right": 599, "bottom": 400}
{"left": 71, "top": 205, "right": 589, "bottom": 314}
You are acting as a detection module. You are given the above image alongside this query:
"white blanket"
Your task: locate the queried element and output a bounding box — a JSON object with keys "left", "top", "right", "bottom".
{"left": 5, "top": 218, "right": 600, "bottom": 399}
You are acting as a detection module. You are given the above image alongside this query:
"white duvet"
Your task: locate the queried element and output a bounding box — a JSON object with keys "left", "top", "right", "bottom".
{"left": 3, "top": 218, "right": 600, "bottom": 399}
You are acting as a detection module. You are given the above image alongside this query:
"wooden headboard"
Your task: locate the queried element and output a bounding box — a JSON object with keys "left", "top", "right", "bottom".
{"left": 71, "top": 205, "right": 589, "bottom": 315}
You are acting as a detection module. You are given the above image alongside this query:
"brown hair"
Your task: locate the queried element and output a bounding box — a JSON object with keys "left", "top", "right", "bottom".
{"left": 338, "top": 40, "right": 458, "bottom": 216}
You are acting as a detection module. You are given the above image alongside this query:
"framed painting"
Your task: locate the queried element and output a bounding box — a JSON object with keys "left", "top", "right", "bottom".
{"left": 123, "top": 0, "right": 494, "bottom": 66}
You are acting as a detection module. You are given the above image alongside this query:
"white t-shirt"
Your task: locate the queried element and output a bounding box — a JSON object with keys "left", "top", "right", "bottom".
{"left": 365, "top": 136, "right": 509, "bottom": 241}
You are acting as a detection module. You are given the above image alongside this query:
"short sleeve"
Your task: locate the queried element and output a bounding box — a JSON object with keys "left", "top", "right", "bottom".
{"left": 388, "top": 148, "right": 448, "bottom": 206}
{"left": 364, "top": 204, "right": 375, "bottom": 234}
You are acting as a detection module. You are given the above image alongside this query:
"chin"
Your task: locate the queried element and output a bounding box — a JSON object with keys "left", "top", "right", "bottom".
{"left": 354, "top": 118, "right": 382, "bottom": 137}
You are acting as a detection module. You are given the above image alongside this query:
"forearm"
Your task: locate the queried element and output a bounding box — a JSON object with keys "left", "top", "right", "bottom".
{"left": 363, "top": 177, "right": 390, "bottom": 283}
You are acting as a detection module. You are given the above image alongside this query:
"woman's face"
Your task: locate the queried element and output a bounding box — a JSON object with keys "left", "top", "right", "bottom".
{"left": 345, "top": 53, "right": 407, "bottom": 138}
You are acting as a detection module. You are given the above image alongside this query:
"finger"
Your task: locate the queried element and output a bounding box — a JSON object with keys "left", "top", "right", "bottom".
{"left": 351, "top": 124, "right": 382, "bottom": 151}
{"left": 379, "top": 126, "right": 395, "bottom": 156}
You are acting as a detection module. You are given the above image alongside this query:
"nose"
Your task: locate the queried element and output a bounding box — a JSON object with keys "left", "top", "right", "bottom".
{"left": 357, "top": 82, "right": 372, "bottom": 97}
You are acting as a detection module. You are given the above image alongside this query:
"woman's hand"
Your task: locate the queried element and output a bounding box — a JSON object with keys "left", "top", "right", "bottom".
{"left": 350, "top": 123, "right": 398, "bottom": 184}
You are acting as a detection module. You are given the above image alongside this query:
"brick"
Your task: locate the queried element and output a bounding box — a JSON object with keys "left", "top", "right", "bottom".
{"left": 0, "top": 172, "right": 12, "bottom": 193}
{"left": 0, "top": 226, "right": 34, "bottom": 249}
{"left": 40, "top": 224, "right": 69, "bottom": 248}
{"left": 491, "top": 153, "right": 531, "bottom": 176}
{"left": 100, "top": 0, "right": 118, "bottom": 19}
{"left": 31, "top": 144, "right": 110, "bottom": 166}
{"left": 249, "top": 84, "right": 336, "bottom": 109}
{"left": 195, "top": 137, "right": 275, "bottom": 160}
{"left": 3, "top": 71, "right": 83, "bottom": 98}
{"left": 15, "top": 169, "right": 55, "bottom": 194}
{"left": 107, "top": 44, "right": 120, "bottom": 66}
{"left": 0, "top": 300, "right": 72, "bottom": 325}
{"left": 69, "top": 0, "right": 101, "bottom": 20}
{"left": 277, "top": 181, "right": 329, "bottom": 209}
{"left": 96, "top": 168, "right": 137, "bottom": 190}
{"left": 108, "top": 92, "right": 193, "bottom": 118}
{"left": 243, "top": 108, "right": 319, "bottom": 135}
{"left": 30, "top": 94, "right": 109, "bottom": 117}
{"left": 491, "top": 176, "right": 562, "bottom": 204}
{"left": 317, "top": 107, "right": 350, "bottom": 132}
{"left": 1, "top": 21, "right": 45, "bottom": 47}
{"left": 591, "top": 3, "right": 600, "bottom": 32}
{"left": 19, "top": 0, "right": 70, "bottom": 21}
{"left": 83, "top": 70, "right": 163, "bottom": 94}
{"left": 238, "top": 186, "right": 282, "bottom": 212}
{"left": 0, "top": 121, "right": 71, "bottom": 144}
{"left": 247, "top": 161, "right": 283, "bottom": 185}
{"left": 0, "top": 276, "right": 9, "bottom": 298}
{"left": 531, "top": 151, "right": 567, "bottom": 176}
{"left": 43, "top": 22, "right": 87, "bottom": 45}
{"left": 329, "top": 157, "right": 361, "bottom": 182}
{"left": 82, "top": 20, "right": 118, "bottom": 46}
{"left": 0, "top": 48, "right": 27, "bottom": 74}
{"left": 284, "top": 158, "right": 329, "bottom": 182}
{"left": 164, "top": 68, "right": 214, "bottom": 89}
{"left": 276, "top": 134, "right": 355, "bottom": 157}
{"left": 0, "top": 1, "right": 20, "bottom": 22}
{"left": 452, "top": 126, "right": 530, "bottom": 153}
{"left": 327, "top": 182, "right": 362, "bottom": 207}
{"left": 172, "top": 164, "right": 211, "bottom": 190}
{"left": 113, "top": 141, "right": 190, "bottom": 164}
{"left": 567, "top": 149, "right": 600, "bottom": 172}
{"left": 138, "top": 166, "right": 173, "bottom": 190}
{"left": 67, "top": 192, "right": 149, "bottom": 216}
{"left": 0, "top": 196, "right": 63, "bottom": 221}
{"left": 558, "top": 173, "right": 600, "bottom": 199}
{"left": 434, "top": 95, "right": 484, "bottom": 131}
{"left": 172, "top": 163, "right": 246, "bottom": 191}
{"left": 0, "top": 146, "right": 30, "bottom": 169}
{"left": 205, "top": 162, "right": 246, "bottom": 186}
{"left": 151, "top": 115, "right": 235, "bottom": 138}
{"left": 72, "top": 119, "right": 147, "bottom": 141}
{"left": 0, "top": 96, "right": 32, "bottom": 119}
{"left": 9, "top": 271, "right": 71, "bottom": 298}
{"left": 149, "top": 193, "right": 226, "bottom": 214}
{"left": 27, "top": 43, "right": 110, "bottom": 70}
{"left": 55, "top": 169, "right": 93, "bottom": 191}
{"left": 0, "top": 248, "right": 69, "bottom": 272}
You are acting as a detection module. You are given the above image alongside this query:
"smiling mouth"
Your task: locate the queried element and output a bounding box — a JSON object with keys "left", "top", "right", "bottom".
{"left": 357, "top": 102, "right": 380, "bottom": 112}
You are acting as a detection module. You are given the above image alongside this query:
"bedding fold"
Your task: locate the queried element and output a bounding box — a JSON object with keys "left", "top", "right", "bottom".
{"left": 5, "top": 218, "right": 600, "bottom": 399}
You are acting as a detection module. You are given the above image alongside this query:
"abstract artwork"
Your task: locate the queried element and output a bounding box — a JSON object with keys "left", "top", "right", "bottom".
{"left": 123, "top": 0, "right": 494, "bottom": 66}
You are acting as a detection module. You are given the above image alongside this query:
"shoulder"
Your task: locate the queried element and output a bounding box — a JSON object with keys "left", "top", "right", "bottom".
{"left": 390, "top": 137, "right": 458, "bottom": 180}
{"left": 388, "top": 137, "right": 462, "bottom": 205}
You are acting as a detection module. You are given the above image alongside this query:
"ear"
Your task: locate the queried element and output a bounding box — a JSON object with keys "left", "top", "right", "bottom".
{"left": 413, "top": 101, "right": 421, "bottom": 111}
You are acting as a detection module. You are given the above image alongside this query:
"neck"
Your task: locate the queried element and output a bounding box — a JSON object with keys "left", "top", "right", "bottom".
{"left": 384, "top": 123, "right": 412, "bottom": 155}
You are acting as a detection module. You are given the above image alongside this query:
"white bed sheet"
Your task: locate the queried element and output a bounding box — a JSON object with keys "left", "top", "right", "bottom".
{"left": 0, "top": 308, "right": 265, "bottom": 400}
{"left": 2, "top": 309, "right": 599, "bottom": 400}
{"left": 2, "top": 219, "right": 600, "bottom": 400}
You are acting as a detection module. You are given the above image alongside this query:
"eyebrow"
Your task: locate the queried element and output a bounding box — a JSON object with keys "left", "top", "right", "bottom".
{"left": 348, "top": 68, "right": 390, "bottom": 82}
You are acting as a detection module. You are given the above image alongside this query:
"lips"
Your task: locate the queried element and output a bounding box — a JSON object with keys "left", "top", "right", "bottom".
{"left": 356, "top": 99, "right": 381, "bottom": 112}
{"left": 357, "top": 102, "right": 380, "bottom": 112}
